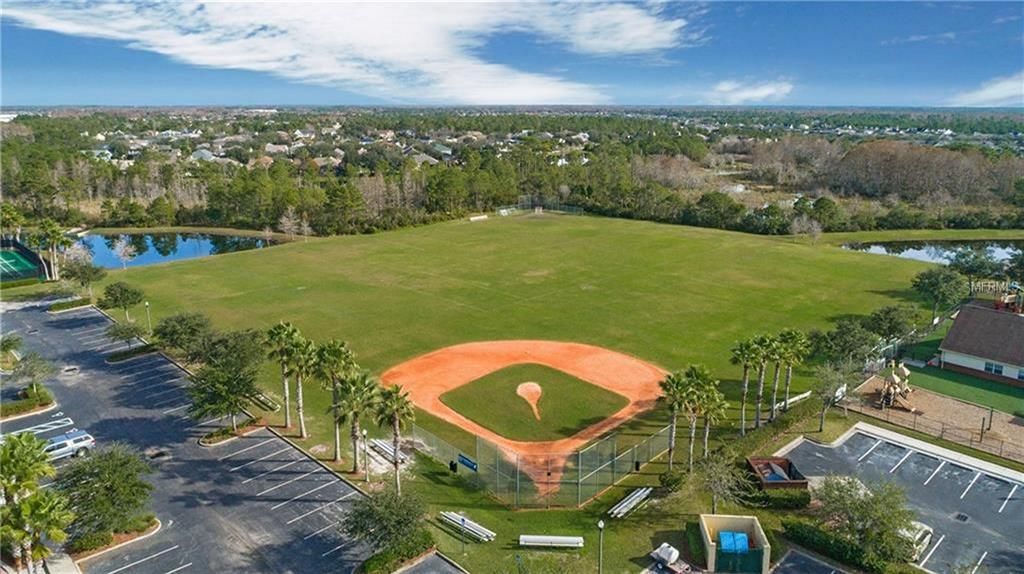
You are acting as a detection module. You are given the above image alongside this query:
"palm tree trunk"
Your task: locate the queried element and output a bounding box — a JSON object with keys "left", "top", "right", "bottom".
{"left": 332, "top": 385, "right": 342, "bottom": 463}
{"left": 22, "top": 539, "right": 33, "bottom": 574}
{"left": 702, "top": 417, "right": 711, "bottom": 459}
{"left": 88, "top": 284, "right": 94, "bottom": 302}
{"left": 231, "top": 413, "right": 237, "bottom": 432}
{"left": 712, "top": 493, "right": 718, "bottom": 514}
{"left": 667, "top": 410, "right": 678, "bottom": 471}
{"left": 688, "top": 417, "right": 697, "bottom": 472}
{"left": 754, "top": 364, "right": 766, "bottom": 429}
{"left": 783, "top": 365, "right": 794, "bottom": 412}
{"left": 123, "top": 307, "right": 130, "bottom": 321}
{"left": 296, "top": 374, "right": 307, "bottom": 439}
{"left": 819, "top": 406, "right": 827, "bottom": 432}
{"left": 351, "top": 418, "right": 361, "bottom": 474}
{"left": 11, "top": 541, "right": 23, "bottom": 573}
{"left": 740, "top": 366, "right": 749, "bottom": 436}
{"left": 281, "top": 365, "right": 291, "bottom": 429}
{"left": 392, "top": 418, "right": 401, "bottom": 494}
{"left": 769, "top": 363, "right": 782, "bottom": 422}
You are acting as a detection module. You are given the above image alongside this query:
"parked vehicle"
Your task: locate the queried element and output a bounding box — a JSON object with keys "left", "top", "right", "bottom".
{"left": 902, "top": 521, "right": 933, "bottom": 562}
{"left": 43, "top": 430, "right": 95, "bottom": 461}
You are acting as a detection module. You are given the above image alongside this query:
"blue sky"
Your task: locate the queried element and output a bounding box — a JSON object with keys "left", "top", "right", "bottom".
{"left": 2, "top": 2, "right": 1022, "bottom": 107}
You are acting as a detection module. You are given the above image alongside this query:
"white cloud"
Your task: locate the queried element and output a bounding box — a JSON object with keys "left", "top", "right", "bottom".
{"left": 948, "top": 71, "right": 1024, "bottom": 107}
{"left": 706, "top": 80, "right": 793, "bottom": 105}
{"left": 881, "top": 31, "right": 957, "bottom": 45}
{"left": 2, "top": 1, "right": 701, "bottom": 105}
{"left": 993, "top": 15, "right": 1021, "bottom": 24}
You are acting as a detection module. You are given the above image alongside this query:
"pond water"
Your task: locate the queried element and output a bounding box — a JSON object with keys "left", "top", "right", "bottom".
{"left": 80, "top": 232, "right": 274, "bottom": 269}
{"left": 843, "top": 240, "right": 1024, "bottom": 264}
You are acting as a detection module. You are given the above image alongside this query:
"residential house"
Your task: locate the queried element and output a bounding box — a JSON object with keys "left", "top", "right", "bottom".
{"left": 265, "top": 143, "right": 290, "bottom": 154}
{"left": 939, "top": 304, "right": 1024, "bottom": 386}
{"left": 190, "top": 149, "right": 215, "bottom": 162}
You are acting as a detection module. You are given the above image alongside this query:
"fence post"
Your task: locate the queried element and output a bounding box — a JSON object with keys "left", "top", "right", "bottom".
{"left": 515, "top": 455, "right": 520, "bottom": 510}
{"left": 578, "top": 451, "right": 583, "bottom": 508}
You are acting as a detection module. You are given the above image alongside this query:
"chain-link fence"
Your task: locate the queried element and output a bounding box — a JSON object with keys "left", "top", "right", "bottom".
{"left": 412, "top": 421, "right": 671, "bottom": 508}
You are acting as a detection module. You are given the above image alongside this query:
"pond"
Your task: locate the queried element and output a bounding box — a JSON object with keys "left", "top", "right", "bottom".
{"left": 79, "top": 232, "right": 274, "bottom": 269}
{"left": 843, "top": 240, "right": 1023, "bottom": 265}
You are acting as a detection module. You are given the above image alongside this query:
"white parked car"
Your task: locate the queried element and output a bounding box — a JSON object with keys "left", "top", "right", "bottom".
{"left": 43, "top": 430, "right": 95, "bottom": 461}
{"left": 902, "top": 521, "right": 933, "bottom": 562}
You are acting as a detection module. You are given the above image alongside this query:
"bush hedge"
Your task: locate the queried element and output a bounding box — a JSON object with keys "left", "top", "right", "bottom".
{"left": 106, "top": 343, "right": 157, "bottom": 363}
{"left": 360, "top": 528, "right": 434, "bottom": 574}
{"left": 755, "top": 488, "right": 811, "bottom": 509}
{"left": 1, "top": 277, "right": 44, "bottom": 289}
{"left": 0, "top": 386, "right": 54, "bottom": 418}
{"left": 49, "top": 298, "right": 89, "bottom": 312}
{"left": 199, "top": 417, "right": 261, "bottom": 445}
{"left": 781, "top": 518, "right": 886, "bottom": 573}
{"left": 67, "top": 531, "right": 114, "bottom": 554}
{"left": 732, "top": 398, "right": 820, "bottom": 456}
{"left": 683, "top": 521, "right": 707, "bottom": 568}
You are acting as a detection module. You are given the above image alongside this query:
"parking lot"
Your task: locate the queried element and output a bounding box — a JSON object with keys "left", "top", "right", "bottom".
{"left": 783, "top": 427, "right": 1024, "bottom": 574}
{"left": 2, "top": 302, "right": 370, "bottom": 573}
{"left": 772, "top": 550, "right": 846, "bottom": 574}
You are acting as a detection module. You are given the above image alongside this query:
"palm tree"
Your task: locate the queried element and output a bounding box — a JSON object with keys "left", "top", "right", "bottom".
{"left": 266, "top": 322, "right": 300, "bottom": 429}
{"left": 701, "top": 386, "right": 728, "bottom": 459}
{"left": 1, "top": 334, "right": 23, "bottom": 355}
{"left": 729, "top": 339, "right": 757, "bottom": 436}
{"left": 21, "top": 489, "right": 73, "bottom": 574}
{"left": 39, "top": 219, "right": 71, "bottom": 282}
{"left": 335, "top": 370, "right": 380, "bottom": 474}
{"left": 681, "top": 365, "right": 714, "bottom": 472}
{"left": 373, "top": 384, "right": 414, "bottom": 494}
{"left": 658, "top": 370, "right": 686, "bottom": 471}
{"left": 765, "top": 336, "right": 785, "bottom": 423}
{"left": 291, "top": 336, "right": 318, "bottom": 440}
{"left": 0, "top": 504, "right": 30, "bottom": 573}
{"left": 751, "top": 335, "right": 775, "bottom": 429}
{"left": 777, "top": 329, "right": 810, "bottom": 414}
{"left": 0, "top": 432, "right": 56, "bottom": 507}
{"left": 315, "top": 340, "right": 356, "bottom": 463}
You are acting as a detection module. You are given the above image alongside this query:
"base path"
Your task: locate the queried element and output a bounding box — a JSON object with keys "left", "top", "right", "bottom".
{"left": 381, "top": 340, "right": 666, "bottom": 492}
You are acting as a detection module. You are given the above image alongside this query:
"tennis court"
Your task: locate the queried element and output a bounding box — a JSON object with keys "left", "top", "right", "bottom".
{"left": 0, "top": 249, "right": 41, "bottom": 280}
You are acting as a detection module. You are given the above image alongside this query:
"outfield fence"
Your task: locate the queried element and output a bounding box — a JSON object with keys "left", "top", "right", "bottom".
{"left": 411, "top": 422, "right": 672, "bottom": 509}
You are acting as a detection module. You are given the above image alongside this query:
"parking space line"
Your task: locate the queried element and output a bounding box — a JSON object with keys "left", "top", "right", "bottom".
{"left": 257, "top": 469, "right": 318, "bottom": 496}
{"left": 132, "top": 378, "right": 185, "bottom": 393}
{"left": 971, "top": 551, "right": 987, "bottom": 574}
{"left": 857, "top": 439, "right": 882, "bottom": 462}
{"left": 889, "top": 451, "right": 913, "bottom": 473}
{"left": 186, "top": 417, "right": 223, "bottom": 430}
{"left": 1, "top": 417, "right": 74, "bottom": 437}
{"left": 163, "top": 564, "right": 192, "bottom": 574}
{"left": 918, "top": 534, "right": 944, "bottom": 568}
{"left": 321, "top": 543, "right": 347, "bottom": 557}
{"left": 287, "top": 492, "right": 356, "bottom": 525}
{"left": 153, "top": 396, "right": 188, "bottom": 409}
{"left": 923, "top": 461, "right": 945, "bottom": 485}
{"left": 271, "top": 480, "right": 336, "bottom": 510}
{"left": 999, "top": 484, "right": 1017, "bottom": 513}
{"left": 229, "top": 446, "right": 292, "bottom": 472}
{"left": 304, "top": 520, "right": 342, "bottom": 540}
{"left": 162, "top": 404, "right": 190, "bottom": 414}
{"left": 219, "top": 438, "right": 274, "bottom": 461}
{"left": 131, "top": 371, "right": 181, "bottom": 384}
{"left": 242, "top": 458, "right": 303, "bottom": 484}
{"left": 147, "top": 387, "right": 182, "bottom": 400}
{"left": 100, "top": 545, "right": 180, "bottom": 574}
{"left": 960, "top": 472, "right": 981, "bottom": 499}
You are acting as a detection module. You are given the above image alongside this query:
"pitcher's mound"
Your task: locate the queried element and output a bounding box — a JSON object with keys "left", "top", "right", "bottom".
{"left": 517, "top": 382, "right": 543, "bottom": 420}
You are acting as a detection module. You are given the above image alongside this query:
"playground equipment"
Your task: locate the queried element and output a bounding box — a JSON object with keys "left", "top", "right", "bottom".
{"left": 878, "top": 360, "right": 918, "bottom": 413}
{"left": 994, "top": 282, "right": 1023, "bottom": 314}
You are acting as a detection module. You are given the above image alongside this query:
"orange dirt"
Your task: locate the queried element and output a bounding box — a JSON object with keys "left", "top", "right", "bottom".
{"left": 380, "top": 340, "right": 666, "bottom": 493}
{"left": 517, "top": 382, "right": 543, "bottom": 421}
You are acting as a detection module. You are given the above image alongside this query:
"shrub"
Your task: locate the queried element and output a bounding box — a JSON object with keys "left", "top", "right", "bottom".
{"left": 781, "top": 518, "right": 885, "bottom": 574}
{"left": 0, "top": 386, "right": 54, "bottom": 418}
{"left": 67, "top": 530, "right": 113, "bottom": 554}
{"left": 49, "top": 299, "right": 89, "bottom": 312}
{"left": 106, "top": 343, "right": 157, "bottom": 363}
{"left": 757, "top": 488, "right": 811, "bottom": 509}
{"left": 2, "top": 277, "right": 44, "bottom": 289}
{"left": 117, "top": 513, "right": 157, "bottom": 534}
{"left": 731, "top": 398, "right": 819, "bottom": 456}
{"left": 199, "top": 417, "right": 261, "bottom": 445}
{"left": 360, "top": 528, "right": 434, "bottom": 574}
{"left": 659, "top": 469, "right": 685, "bottom": 492}
{"left": 684, "top": 521, "right": 706, "bottom": 567}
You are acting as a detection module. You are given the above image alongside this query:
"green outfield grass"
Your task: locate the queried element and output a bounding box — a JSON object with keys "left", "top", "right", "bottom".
{"left": 81, "top": 214, "right": 1024, "bottom": 573}
{"left": 440, "top": 363, "right": 629, "bottom": 441}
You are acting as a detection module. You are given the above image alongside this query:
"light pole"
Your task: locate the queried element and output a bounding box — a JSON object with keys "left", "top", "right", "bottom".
{"left": 362, "top": 428, "right": 369, "bottom": 482}
{"left": 460, "top": 515, "right": 467, "bottom": 555}
{"left": 144, "top": 301, "right": 152, "bottom": 335}
{"left": 597, "top": 519, "right": 605, "bottom": 574}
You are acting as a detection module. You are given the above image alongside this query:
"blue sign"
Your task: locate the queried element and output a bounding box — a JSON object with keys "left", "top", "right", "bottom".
{"left": 458, "top": 453, "right": 478, "bottom": 472}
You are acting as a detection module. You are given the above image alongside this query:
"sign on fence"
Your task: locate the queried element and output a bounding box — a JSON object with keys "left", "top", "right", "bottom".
{"left": 458, "top": 453, "right": 478, "bottom": 472}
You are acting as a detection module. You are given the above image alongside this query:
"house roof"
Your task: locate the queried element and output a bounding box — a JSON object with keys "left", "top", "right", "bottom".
{"left": 940, "top": 304, "right": 1024, "bottom": 367}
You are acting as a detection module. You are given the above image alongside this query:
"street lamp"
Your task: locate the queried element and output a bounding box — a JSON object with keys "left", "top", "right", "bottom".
{"left": 362, "top": 428, "right": 369, "bottom": 482}
{"left": 144, "top": 301, "right": 152, "bottom": 335}
{"left": 597, "top": 519, "right": 605, "bottom": 574}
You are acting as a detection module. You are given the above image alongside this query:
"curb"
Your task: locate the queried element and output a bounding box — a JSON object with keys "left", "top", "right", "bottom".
{"left": 265, "top": 426, "right": 370, "bottom": 498}
{"left": 197, "top": 424, "right": 265, "bottom": 448}
{"left": 47, "top": 302, "right": 90, "bottom": 315}
{"left": 0, "top": 400, "right": 59, "bottom": 423}
{"left": 73, "top": 518, "right": 163, "bottom": 565}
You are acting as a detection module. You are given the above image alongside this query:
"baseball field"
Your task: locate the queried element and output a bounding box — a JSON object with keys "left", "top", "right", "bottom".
{"left": 94, "top": 213, "right": 954, "bottom": 571}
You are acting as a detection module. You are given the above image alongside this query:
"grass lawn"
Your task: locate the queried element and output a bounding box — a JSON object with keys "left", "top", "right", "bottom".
{"left": 439, "top": 363, "right": 629, "bottom": 441}
{"left": 908, "top": 365, "right": 1024, "bottom": 415}
{"left": 901, "top": 321, "right": 950, "bottom": 362}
